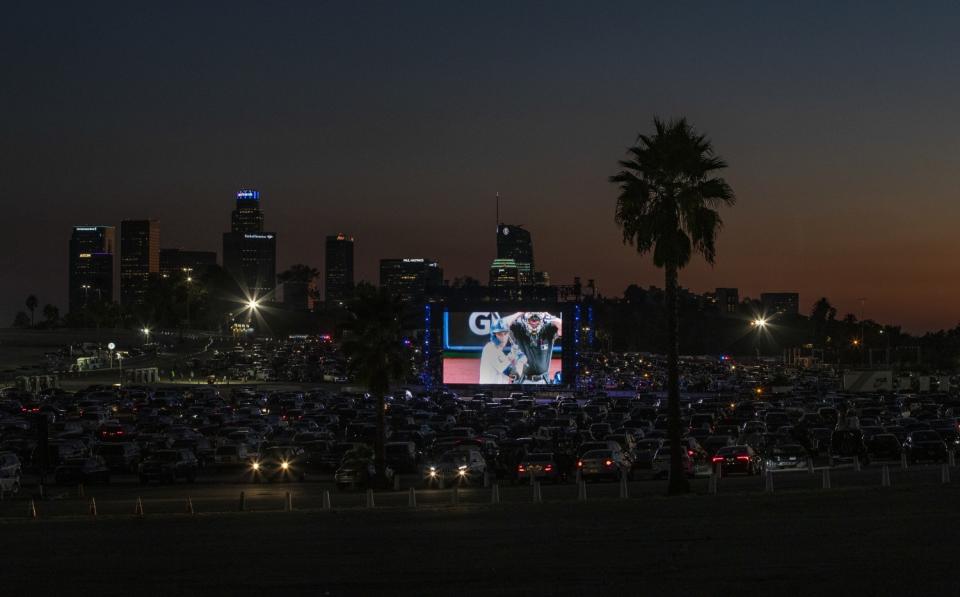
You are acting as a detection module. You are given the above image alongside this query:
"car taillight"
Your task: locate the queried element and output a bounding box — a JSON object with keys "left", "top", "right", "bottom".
{"left": 517, "top": 465, "right": 526, "bottom": 473}
{"left": 577, "top": 460, "right": 583, "bottom": 468}
{"left": 544, "top": 464, "right": 553, "bottom": 472}
{"left": 604, "top": 459, "right": 613, "bottom": 467}
{"left": 711, "top": 456, "right": 724, "bottom": 463}
{"left": 736, "top": 455, "right": 750, "bottom": 461}
{"left": 687, "top": 450, "right": 694, "bottom": 457}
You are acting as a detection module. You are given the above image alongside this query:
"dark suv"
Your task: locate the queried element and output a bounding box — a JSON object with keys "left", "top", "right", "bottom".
{"left": 139, "top": 449, "right": 199, "bottom": 484}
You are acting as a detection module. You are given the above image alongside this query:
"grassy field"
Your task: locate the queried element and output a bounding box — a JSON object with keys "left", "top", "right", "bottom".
{"left": 1, "top": 485, "right": 956, "bottom": 596}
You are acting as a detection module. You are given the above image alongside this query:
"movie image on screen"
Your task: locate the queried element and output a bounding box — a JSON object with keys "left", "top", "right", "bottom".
{"left": 442, "top": 310, "right": 563, "bottom": 385}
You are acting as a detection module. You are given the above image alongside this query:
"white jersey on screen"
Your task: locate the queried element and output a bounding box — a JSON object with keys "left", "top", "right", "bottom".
{"left": 479, "top": 342, "right": 515, "bottom": 384}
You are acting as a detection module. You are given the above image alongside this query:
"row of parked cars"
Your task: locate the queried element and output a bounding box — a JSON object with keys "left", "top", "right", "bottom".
{"left": 3, "top": 382, "right": 960, "bottom": 494}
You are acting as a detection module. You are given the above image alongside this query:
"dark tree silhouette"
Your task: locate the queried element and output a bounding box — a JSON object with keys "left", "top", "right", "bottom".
{"left": 42, "top": 304, "right": 59, "bottom": 326}
{"left": 341, "top": 283, "right": 411, "bottom": 485}
{"left": 25, "top": 295, "right": 38, "bottom": 326}
{"left": 12, "top": 311, "right": 30, "bottom": 327}
{"left": 610, "top": 117, "right": 735, "bottom": 495}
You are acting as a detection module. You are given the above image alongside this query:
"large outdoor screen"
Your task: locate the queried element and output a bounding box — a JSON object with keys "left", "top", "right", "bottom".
{"left": 442, "top": 310, "right": 563, "bottom": 385}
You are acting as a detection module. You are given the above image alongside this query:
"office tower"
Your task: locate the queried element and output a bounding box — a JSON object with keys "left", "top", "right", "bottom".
{"left": 715, "top": 287, "right": 740, "bottom": 315}
{"left": 222, "top": 189, "right": 277, "bottom": 300}
{"left": 159, "top": 249, "right": 217, "bottom": 279}
{"left": 496, "top": 224, "right": 534, "bottom": 286}
{"left": 68, "top": 225, "right": 115, "bottom": 313}
{"left": 761, "top": 292, "right": 800, "bottom": 316}
{"left": 120, "top": 219, "right": 160, "bottom": 307}
{"left": 489, "top": 258, "right": 520, "bottom": 288}
{"left": 325, "top": 233, "right": 354, "bottom": 303}
{"left": 379, "top": 258, "right": 442, "bottom": 301}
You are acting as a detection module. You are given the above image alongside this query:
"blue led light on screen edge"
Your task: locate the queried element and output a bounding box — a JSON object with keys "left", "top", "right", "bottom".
{"left": 237, "top": 190, "right": 260, "bottom": 200}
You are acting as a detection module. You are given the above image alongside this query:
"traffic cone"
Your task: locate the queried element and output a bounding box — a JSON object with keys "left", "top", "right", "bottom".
{"left": 533, "top": 481, "right": 542, "bottom": 504}
{"left": 185, "top": 497, "right": 194, "bottom": 515}
{"left": 408, "top": 487, "right": 417, "bottom": 508}
{"left": 322, "top": 490, "right": 332, "bottom": 510}
{"left": 134, "top": 496, "right": 144, "bottom": 517}
{"left": 89, "top": 497, "right": 97, "bottom": 517}
{"left": 491, "top": 483, "right": 500, "bottom": 504}
{"left": 881, "top": 465, "right": 890, "bottom": 487}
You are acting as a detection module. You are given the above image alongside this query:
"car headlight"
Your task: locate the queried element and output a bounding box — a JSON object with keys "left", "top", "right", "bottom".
{"left": 281, "top": 461, "right": 289, "bottom": 470}
{"left": 251, "top": 462, "right": 260, "bottom": 471}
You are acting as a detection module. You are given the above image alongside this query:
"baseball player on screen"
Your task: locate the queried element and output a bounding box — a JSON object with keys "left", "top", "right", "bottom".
{"left": 499, "top": 311, "right": 562, "bottom": 384}
{"left": 479, "top": 318, "right": 527, "bottom": 384}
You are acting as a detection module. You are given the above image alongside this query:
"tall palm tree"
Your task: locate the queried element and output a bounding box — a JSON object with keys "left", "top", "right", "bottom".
{"left": 610, "top": 117, "right": 735, "bottom": 495}
{"left": 341, "top": 283, "right": 411, "bottom": 485}
{"left": 25, "top": 295, "right": 38, "bottom": 326}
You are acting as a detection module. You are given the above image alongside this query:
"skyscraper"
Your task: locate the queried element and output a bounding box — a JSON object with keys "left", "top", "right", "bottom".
{"left": 325, "top": 233, "right": 354, "bottom": 303}
{"left": 761, "top": 292, "right": 800, "bottom": 316}
{"left": 120, "top": 219, "right": 160, "bottom": 308}
{"left": 497, "top": 224, "right": 534, "bottom": 285}
{"left": 222, "top": 189, "right": 277, "bottom": 300}
{"left": 68, "top": 225, "right": 115, "bottom": 314}
{"left": 379, "top": 258, "right": 442, "bottom": 301}
{"left": 159, "top": 248, "right": 217, "bottom": 279}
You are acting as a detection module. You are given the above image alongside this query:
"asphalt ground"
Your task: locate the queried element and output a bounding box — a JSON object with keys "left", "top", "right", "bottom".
{"left": 1, "top": 481, "right": 958, "bottom": 596}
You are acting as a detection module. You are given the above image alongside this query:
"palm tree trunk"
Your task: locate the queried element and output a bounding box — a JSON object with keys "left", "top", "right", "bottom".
{"left": 665, "top": 263, "right": 690, "bottom": 495}
{"left": 375, "top": 391, "right": 386, "bottom": 485}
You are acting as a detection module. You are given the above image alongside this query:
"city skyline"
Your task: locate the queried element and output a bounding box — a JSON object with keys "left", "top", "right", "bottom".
{"left": 6, "top": 3, "right": 960, "bottom": 332}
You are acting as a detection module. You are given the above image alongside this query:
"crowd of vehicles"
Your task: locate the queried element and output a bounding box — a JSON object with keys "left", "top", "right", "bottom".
{"left": 2, "top": 354, "right": 960, "bottom": 496}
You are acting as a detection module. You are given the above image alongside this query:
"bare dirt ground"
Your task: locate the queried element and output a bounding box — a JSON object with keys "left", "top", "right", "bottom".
{"left": 2, "top": 485, "right": 957, "bottom": 596}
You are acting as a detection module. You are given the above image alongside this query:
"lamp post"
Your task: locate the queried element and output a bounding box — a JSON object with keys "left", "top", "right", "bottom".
{"left": 751, "top": 317, "right": 768, "bottom": 360}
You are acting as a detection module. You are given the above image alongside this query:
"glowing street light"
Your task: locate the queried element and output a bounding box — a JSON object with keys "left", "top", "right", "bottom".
{"left": 751, "top": 318, "right": 768, "bottom": 328}
{"left": 247, "top": 298, "right": 261, "bottom": 311}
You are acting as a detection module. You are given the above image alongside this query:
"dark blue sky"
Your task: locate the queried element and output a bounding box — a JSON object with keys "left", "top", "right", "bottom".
{"left": 4, "top": 1, "right": 960, "bottom": 332}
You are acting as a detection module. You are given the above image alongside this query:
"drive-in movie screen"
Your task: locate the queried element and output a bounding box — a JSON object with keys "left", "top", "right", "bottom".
{"left": 442, "top": 310, "right": 563, "bottom": 385}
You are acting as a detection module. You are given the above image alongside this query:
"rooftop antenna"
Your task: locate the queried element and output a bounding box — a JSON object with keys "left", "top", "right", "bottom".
{"left": 496, "top": 191, "right": 500, "bottom": 228}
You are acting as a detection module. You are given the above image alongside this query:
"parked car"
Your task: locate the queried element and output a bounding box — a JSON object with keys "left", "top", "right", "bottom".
{"left": 254, "top": 446, "right": 307, "bottom": 481}
{"left": 903, "top": 430, "right": 947, "bottom": 463}
{"left": 763, "top": 444, "right": 809, "bottom": 471}
{"left": 54, "top": 456, "right": 111, "bottom": 485}
{"left": 517, "top": 453, "right": 563, "bottom": 484}
{"left": 335, "top": 448, "right": 394, "bottom": 490}
{"left": 93, "top": 442, "right": 141, "bottom": 473}
{"left": 867, "top": 433, "right": 902, "bottom": 460}
{"left": 711, "top": 445, "right": 762, "bottom": 476}
{"left": 423, "top": 449, "right": 488, "bottom": 487}
{"left": 139, "top": 449, "right": 199, "bottom": 483}
{"left": 578, "top": 449, "right": 630, "bottom": 481}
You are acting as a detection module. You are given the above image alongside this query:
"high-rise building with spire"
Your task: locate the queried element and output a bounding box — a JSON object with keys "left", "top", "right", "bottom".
{"left": 222, "top": 189, "right": 277, "bottom": 300}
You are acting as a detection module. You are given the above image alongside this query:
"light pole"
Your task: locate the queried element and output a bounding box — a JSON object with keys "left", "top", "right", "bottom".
{"left": 751, "top": 317, "right": 768, "bottom": 360}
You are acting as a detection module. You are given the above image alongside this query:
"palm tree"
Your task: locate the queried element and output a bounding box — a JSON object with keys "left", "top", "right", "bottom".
{"left": 341, "top": 283, "right": 411, "bottom": 486}
{"left": 610, "top": 117, "right": 735, "bottom": 495}
{"left": 25, "top": 295, "right": 38, "bottom": 326}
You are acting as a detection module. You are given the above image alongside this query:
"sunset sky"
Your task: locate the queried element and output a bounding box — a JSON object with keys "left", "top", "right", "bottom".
{"left": 4, "top": 1, "right": 960, "bottom": 333}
